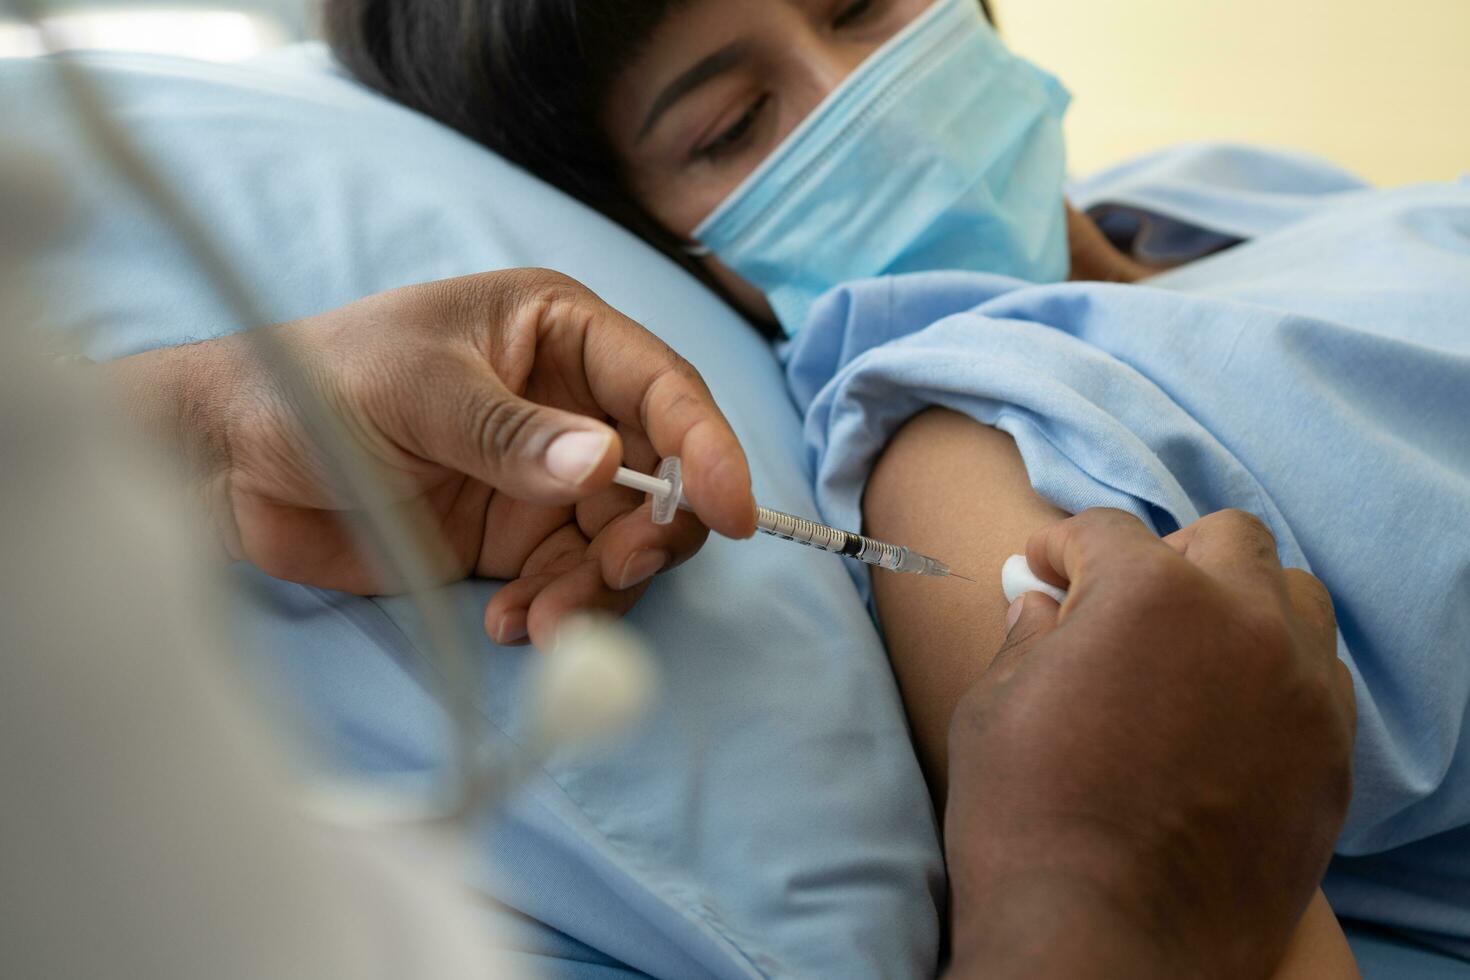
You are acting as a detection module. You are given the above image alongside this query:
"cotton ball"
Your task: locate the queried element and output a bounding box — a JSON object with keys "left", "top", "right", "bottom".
{"left": 527, "top": 615, "right": 659, "bottom": 754}
{"left": 1001, "top": 554, "right": 1068, "bottom": 605}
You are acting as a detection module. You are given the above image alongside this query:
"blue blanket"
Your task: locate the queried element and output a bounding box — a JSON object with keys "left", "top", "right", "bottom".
{"left": 785, "top": 144, "right": 1470, "bottom": 954}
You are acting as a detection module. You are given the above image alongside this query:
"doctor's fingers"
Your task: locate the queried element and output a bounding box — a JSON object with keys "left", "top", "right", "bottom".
{"left": 590, "top": 502, "right": 709, "bottom": 590}
{"left": 476, "top": 473, "right": 704, "bottom": 613}
{"left": 1163, "top": 512, "right": 1336, "bottom": 644}
{"left": 570, "top": 425, "right": 708, "bottom": 593}
{"left": 984, "top": 591, "right": 1062, "bottom": 682}
{"left": 1281, "top": 567, "right": 1338, "bottom": 641}
{"left": 562, "top": 420, "right": 704, "bottom": 583}
{"left": 1023, "top": 508, "right": 1163, "bottom": 594}
{"left": 525, "top": 279, "right": 757, "bottom": 541}
{"left": 1282, "top": 567, "right": 1356, "bottom": 725}
{"left": 481, "top": 510, "right": 705, "bottom": 649}
{"left": 382, "top": 353, "right": 626, "bottom": 509}
{"left": 484, "top": 524, "right": 623, "bottom": 647}
{"left": 1170, "top": 514, "right": 1353, "bottom": 719}
{"left": 567, "top": 423, "right": 661, "bottom": 540}
{"left": 1161, "top": 509, "right": 1286, "bottom": 600}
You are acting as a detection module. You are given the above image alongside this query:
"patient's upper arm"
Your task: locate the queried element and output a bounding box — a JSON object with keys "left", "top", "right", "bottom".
{"left": 867, "top": 412, "right": 1358, "bottom": 979}
{"left": 862, "top": 408, "right": 1067, "bottom": 801}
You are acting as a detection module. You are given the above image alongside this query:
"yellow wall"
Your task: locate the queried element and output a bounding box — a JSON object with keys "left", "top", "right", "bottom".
{"left": 994, "top": 0, "right": 1470, "bottom": 186}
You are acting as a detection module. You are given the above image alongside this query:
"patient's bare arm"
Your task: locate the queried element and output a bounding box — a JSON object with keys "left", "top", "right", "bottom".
{"left": 863, "top": 407, "right": 1065, "bottom": 800}
{"left": 863, "top": 408, "right": 1357, "bottom": 980}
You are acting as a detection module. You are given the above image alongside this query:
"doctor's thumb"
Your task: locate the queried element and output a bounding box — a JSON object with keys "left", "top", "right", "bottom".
{"left": 988, "top": 592, "right": 1061, "bottom": 675}
{"left": 437, "top": 387, "right": 621, "bottom": 504}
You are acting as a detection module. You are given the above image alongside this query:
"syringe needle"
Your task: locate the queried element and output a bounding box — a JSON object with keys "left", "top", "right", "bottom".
{"left": 948, "top": 571, "right": 977, "bottom": 583}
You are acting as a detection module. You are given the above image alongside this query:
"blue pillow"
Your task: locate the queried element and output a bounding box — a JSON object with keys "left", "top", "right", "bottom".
{"left": 1, "top": 47, "right": 942, "bottom": 978}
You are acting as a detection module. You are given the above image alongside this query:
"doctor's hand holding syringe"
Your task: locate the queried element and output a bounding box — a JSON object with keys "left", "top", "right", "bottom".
{"left": 104, "top": 268, "right": 759, "bottom": 650}
{"left": 104, "top": 265, "right": 960, "bottom": 647}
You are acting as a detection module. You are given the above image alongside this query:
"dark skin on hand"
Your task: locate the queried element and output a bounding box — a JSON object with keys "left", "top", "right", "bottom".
{"left": 945, "top": 509, "right": 1357, "bottom": 980}
{"left": 108, "top": 269, "right": 758, "bottom": 649}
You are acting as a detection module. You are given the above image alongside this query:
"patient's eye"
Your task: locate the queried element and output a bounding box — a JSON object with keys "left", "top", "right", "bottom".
{"left": 832, "top": 0, "right": 879, "bottom": 29}
{"left": 693, "top": 94, "right": 769, "bottom": 162}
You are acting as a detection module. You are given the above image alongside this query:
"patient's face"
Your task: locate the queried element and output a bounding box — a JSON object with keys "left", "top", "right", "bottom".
{"left": 604, "top": 0, "right": 936, "bottom": 317}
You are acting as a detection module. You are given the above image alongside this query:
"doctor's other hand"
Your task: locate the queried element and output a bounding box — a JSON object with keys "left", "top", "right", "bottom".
{"left": 110, "top": 269, "right": 757, "bottom": 647}
{"left": 945, "top": 509, "right": 1356, "bottom": 980}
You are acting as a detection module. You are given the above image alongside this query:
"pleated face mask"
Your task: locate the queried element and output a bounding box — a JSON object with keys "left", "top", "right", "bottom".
{"left": 690, "top": 0, "right": 1073, "bottom": 337}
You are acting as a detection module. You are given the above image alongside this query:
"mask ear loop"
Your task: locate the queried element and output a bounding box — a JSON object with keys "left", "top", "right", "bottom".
{"left": 684, "top": 242, "right": 712, "bottom": 258}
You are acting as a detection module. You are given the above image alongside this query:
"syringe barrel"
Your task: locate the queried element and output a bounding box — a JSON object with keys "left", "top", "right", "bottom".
{"left": 757, "top": 507, "right": 912, "bottom": 570}
{"left": 755, "top": 507, "right": 850, "bottom": 554}
{"left": 750, "top": 506, "right": 952, "bottom": 576}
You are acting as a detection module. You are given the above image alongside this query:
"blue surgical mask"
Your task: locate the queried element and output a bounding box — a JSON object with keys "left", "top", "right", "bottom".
{"left": 690, "top": 0, "right": 1073, "bottom": 337}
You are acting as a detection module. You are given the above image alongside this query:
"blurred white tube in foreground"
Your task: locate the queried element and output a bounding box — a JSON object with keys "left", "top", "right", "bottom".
{"left": 0, "top": 7, "right": 288, "bottom": 61}
{"left": 0, "top": 150, "right": 512, "bottom": 980}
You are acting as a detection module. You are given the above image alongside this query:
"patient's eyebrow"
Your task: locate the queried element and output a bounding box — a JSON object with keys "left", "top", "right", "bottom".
{"left": 637, "top": 43, "right": 750, "bottom": 143}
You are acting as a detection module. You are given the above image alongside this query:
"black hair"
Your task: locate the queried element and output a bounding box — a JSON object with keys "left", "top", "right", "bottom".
{"left": 325, "top": 1, "right": 997, "bottom": 303}
{"left": 325, "top": 1, "right": 688, "bottom": 257}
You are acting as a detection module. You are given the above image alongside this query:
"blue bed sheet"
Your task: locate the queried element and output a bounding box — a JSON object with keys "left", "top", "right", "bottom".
{"left": 1347, "top": 925, "right": 1470, "bottom": 979}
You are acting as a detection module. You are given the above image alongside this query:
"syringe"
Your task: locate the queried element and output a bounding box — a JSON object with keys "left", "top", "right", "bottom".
{"left": 613, "top": 457, "right": 972, "bottom": 581}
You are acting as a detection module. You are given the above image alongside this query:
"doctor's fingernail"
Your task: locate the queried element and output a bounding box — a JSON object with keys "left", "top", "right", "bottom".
{"left": 546, "top": 430, "right": 612, "bottom": 486}
{"left": 1005, "top": 597, "right": 1024, "bottom": 634}
{"left": 494, "top": 610, "right": 529, "bottom": 645}
{"left": 619, "top": 549, "right": 669, "bottom": 590}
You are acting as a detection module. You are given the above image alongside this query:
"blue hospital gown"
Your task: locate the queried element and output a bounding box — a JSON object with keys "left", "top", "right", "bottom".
{"left": 784, "top": 144, "right": 1470, "bottom": 952}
